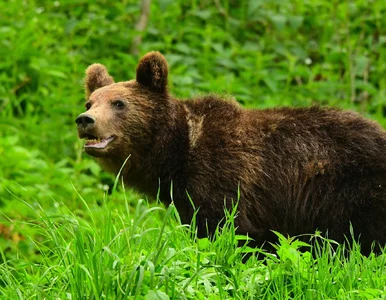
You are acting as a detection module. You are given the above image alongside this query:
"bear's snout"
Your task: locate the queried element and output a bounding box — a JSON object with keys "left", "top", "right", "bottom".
{"left": 76, "top": 113, "right": 95, "bottom": 129}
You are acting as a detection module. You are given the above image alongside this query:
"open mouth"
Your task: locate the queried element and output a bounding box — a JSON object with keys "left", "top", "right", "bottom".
{"left": 84, "top": 135, "right": 115, "bottom": 149}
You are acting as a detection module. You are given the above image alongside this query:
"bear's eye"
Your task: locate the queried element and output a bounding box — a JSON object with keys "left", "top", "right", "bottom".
{"left": 85, "top": 102, "right": 91, "bottom": 110}
{"left": 112, "top": 100, "right": 125, "bottom": 109}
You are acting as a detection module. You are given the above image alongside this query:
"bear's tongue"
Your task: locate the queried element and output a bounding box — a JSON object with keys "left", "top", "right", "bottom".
{"left": 85, "top": 136, "right": 115, "bottom": 149}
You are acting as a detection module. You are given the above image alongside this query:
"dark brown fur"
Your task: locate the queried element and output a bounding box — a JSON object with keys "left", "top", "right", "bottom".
{"left": 76, "top": 51, "right": 386, "bottom": 254}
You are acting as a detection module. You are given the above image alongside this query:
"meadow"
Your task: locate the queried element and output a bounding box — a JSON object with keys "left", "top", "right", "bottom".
{"left": 1, "top": 0, "right": 386, "bottom": 298}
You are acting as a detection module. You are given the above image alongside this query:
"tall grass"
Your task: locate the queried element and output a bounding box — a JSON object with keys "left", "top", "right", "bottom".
{"left": 1, "top": 188, "right": 386, "bottom": 298}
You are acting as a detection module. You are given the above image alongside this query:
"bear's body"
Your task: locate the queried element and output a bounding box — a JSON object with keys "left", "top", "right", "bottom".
{"left": 76, "top": 52, "right": 386, "bottom": 254}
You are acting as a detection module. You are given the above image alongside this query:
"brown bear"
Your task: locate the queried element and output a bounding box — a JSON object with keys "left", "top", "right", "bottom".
{"left": 76, "top": 51, "right": 386, "bottom": 255}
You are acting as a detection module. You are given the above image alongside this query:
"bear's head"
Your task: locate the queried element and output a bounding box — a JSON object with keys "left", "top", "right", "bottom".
{"left": 75, "top": 51, "right": 169, "bottom": 173}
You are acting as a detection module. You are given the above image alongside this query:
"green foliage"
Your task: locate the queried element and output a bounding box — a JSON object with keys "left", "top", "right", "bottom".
{"left": 1, "top": 198, "right": 386, "bottom": 298}
{"left": 1, "top": 0, "right": 386, "bottom": 298}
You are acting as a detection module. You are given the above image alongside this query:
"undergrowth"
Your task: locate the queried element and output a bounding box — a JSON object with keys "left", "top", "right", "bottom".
{"left": 1, "top": 188, "right": 386, "bottom": 299}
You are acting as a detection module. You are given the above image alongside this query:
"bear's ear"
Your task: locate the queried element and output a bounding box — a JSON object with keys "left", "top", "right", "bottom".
{"left": 136, "top": 51, "right": 168, "bottom": 93}
{"left": 85, "top": 64, "right": 114, "bottom": 98}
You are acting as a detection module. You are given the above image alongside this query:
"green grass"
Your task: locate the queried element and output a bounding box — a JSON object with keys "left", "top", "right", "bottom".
{"left": 1, "top": 0, "right": 386, "bottom": 298}
{"left": 1, "top": 192, "right": 386, "bottom": 298}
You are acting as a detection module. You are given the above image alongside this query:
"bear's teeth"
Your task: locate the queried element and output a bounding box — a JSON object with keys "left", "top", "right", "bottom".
{"left": 84, "top": 136, "right": 115, "bottom": 149}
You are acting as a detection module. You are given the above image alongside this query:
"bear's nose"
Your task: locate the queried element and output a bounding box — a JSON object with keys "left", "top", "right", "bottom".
{"left": 76, "top": 113, "right": 96, "bottom": 128}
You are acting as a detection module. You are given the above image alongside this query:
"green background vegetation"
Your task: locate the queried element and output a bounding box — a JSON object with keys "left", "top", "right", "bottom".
{"left": 1, "top": 0, "right": 385, "bottom": 298}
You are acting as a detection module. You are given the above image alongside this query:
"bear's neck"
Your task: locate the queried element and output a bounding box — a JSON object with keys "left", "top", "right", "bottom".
{"left": 125, "top": 99, "right": 190, "bottom": 202}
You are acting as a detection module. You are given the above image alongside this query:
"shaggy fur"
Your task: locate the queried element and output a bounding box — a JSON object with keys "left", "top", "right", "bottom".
{"left": 76, "top": 51, "right": 386, "bottom": 254}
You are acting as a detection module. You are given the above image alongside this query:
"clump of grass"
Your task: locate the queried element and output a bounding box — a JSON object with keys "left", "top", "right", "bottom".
{"left": 1, "top": 188, "right": 386, "bottom": 298}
